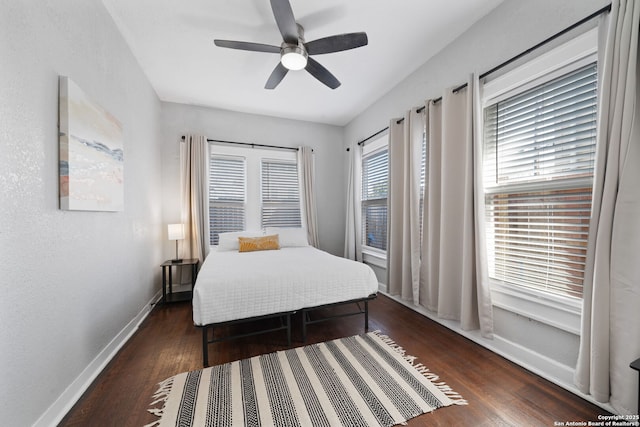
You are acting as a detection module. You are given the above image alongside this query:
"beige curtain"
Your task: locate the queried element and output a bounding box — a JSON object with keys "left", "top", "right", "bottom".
{"left": 419, "top": 78, "right": 493, "bottom": 336}
{"left": 297, "top": 146, "right": 319, "bottom": 247}
{"left": 471, "top": 76, "right": 494, "bottom": 338}
{"left": 344, "top": 144, "right": 363, "bottom": 261}
{"left": 387, "top": 109, "right": 424, "bottom": 304}
{"left": 575, "top": 0, "right": 640, "bottom": 414}
{"left": 420, "top": 100, "right": 442, "bottom": 312}
{"left": 180, "top": 134, "right": 210, "bottom": 265}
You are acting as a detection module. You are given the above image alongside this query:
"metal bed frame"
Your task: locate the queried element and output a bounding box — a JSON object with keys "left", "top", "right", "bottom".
{"left": 198, "top": 293, "right": 376, "bottom": 367}
{"left": 301, "top": 294, "right": 376, "bottom": 342}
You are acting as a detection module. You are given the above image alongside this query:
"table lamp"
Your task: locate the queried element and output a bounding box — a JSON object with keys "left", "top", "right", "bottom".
{"left": 167, "top": 223, "right": 185, "bottom": 263}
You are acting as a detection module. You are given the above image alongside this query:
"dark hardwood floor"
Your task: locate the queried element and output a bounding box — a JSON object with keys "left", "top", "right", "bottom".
{"left": 60, "top": 294, "right": 607, "bottom": 426}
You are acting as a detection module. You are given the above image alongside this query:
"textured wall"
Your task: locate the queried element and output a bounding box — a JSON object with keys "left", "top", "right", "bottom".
{"left": 160, "top": 102, "right": 346, "bottom": 257}
{"left": 0, "top": 1, "right": 163, "bottom": 426}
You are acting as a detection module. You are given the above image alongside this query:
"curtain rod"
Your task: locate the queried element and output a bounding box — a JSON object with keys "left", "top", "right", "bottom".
{"left": 448, "top": 3, "right": 612, "bottom": 96}
{"left": 357, "top": 3, "right": 611, "bottom": 141}
{"left": 181, "top": 135, "right": 300, "bottom": 152}
{"left": 355, "top": 126, "right": 389, "bottom": 147}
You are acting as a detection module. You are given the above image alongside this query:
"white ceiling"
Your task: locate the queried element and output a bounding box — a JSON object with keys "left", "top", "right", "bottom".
{"left": 103, "top": 0, "right": 504, "bottom": 126}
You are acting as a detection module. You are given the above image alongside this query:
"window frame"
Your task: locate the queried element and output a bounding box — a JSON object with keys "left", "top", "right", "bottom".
{"left": 480, "top": 28, "right": 599, "bottom": 332}
{"left": 260, "top": 157, "right": 302, "bottom": 229}
{"left": 361, "top": 133, "right": 389, "bottom": 258}
{"left": 207, "top": 144, "right": 302, "bottom": 247}
{"left": 208, "top": 154, "right": 247, "bottom": 245}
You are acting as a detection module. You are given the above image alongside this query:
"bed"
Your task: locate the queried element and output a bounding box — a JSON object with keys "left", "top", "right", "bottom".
{"left": 192, "top": 228, "right": 379, "bottom": 366}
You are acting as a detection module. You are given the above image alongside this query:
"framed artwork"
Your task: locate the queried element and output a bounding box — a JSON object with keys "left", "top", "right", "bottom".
{"left": 59, "top": 76, "right": 124, "bottom": 211}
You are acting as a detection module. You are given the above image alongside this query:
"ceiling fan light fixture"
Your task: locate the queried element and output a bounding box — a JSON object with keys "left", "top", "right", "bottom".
{"left": 281, "top": 45, "right": 308, "bottom": 70}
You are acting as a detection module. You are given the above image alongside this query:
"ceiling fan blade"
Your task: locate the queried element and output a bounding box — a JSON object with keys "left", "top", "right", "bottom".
{"left": 270, "top": 0, "right": 299, "bottom": 44}
{"left": 214, "top": 40, "right": 281, "bottom": 53}
{"left": 265, "top": 62, "right": 289, "bottom": 89}
{"left": 305, "top": 32, "right": 368, "bottom": 55}
{"left": 305, "top": 57, "right": 340, "bottom": 89}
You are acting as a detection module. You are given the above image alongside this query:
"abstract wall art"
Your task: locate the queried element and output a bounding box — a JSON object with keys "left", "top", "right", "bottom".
{"left": 59, "top": 76, "right": 124, "bottom": 211}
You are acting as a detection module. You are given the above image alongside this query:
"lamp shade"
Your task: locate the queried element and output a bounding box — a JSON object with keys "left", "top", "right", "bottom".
{"left": 167, "top": 223, "right": 185, "bottom": 241}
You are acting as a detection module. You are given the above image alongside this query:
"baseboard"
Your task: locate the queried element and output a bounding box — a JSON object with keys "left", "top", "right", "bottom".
{"left": 33, "top": 290, "right": 163, "bottom": 427}
{"left": 381, "top": 291, "right": 616, "bottom": 415}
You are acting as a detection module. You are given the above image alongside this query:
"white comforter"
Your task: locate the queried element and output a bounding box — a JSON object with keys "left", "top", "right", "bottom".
{"left": 192, "top": 247, "right": 379, "bottom": 326}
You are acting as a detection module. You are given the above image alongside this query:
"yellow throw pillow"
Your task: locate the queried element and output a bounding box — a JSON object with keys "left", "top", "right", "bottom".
{"left": 238, "top": 234, "right": 280, "bottom": 252}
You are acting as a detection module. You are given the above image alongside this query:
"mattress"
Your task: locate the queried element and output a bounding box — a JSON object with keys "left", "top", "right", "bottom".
{"left": 192, "top": 246, "right": 379, "bottom": 326}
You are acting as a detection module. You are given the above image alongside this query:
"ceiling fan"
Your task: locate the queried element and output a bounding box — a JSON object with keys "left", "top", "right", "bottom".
{"left": 214, "top": 0, "right": 368, "bottom": 90}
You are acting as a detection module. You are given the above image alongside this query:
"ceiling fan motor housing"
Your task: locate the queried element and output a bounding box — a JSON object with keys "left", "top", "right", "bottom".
{"left": 280, "top": 40, "right": 308, "bottom": 70}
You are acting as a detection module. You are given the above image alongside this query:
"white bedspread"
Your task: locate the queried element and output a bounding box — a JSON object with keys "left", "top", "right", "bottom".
{"left": 192, "top": 247, "right": 379, "bottom": 326}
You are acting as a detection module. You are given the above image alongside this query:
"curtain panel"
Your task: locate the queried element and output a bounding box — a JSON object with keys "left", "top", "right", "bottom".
{"left": 344, "top": 144, "right": 363, "bottom": 261}
{"left": 180, "top": 134, "right": 210, "bottom": 265}
{"left": 420, "top": 100, "right": 442, "bottom": 312}
{"left": 418, "top": 78, "right": 493, "bottom": 337}
{"left": 297, "top": 146, "right": 319, "bottom": 248}
{"left": 387, "top": 109, "right": 424, "bottom": 304}
{"left": 425, "top": 87, "right": 475, "bottom": 324}
{"left": 471, "top": 76, "right": 494, "bottom": 339}
{"left": 575, "top": 0, "right": 640, "bottom": 414}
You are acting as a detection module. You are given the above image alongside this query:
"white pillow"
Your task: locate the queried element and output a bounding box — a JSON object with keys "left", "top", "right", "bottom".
{"left": 265, "top": 227, "right": 309, "bottom": 247}
{"left": 217, "top": 230, "right": 263, "bottom": 251}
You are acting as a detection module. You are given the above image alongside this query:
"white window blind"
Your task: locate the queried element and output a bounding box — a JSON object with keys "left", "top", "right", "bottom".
{"left": 261, "top": 159, "right": 302, "bottom": 228}
{"left": 362, "top": 147, "right": 389, "bottom": 251}
{"left": 483, "top": 62, "right": 597, "bottom": 299}
{"left": 209, "top": 156, "right": 246, "bottom": 245}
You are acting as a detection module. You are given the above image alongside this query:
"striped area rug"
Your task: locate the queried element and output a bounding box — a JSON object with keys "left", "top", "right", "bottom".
{"left": 146, "top": 331, "right": 466, "bottom": 427}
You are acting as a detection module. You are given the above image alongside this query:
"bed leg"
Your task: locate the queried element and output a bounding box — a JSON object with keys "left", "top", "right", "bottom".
{"left": 302, "top": 310, "right": 307, "bottom": 343}
{"left": 364, "top": 300, "right": 369, "bottom": 332}
{"left": 286, "top": 314, "right": 292, "bottom": 346}
{"left": 202, "top": 326, "right": 210, "bottom": 368}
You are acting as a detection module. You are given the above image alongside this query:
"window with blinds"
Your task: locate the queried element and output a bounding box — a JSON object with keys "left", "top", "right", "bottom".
{"left": 482, "top": 62, "right": 598, "bottom": 299}
{"left": 209, "top": 156, "right": 246, "bottom": 245}
{"left": 362, "top": 147, "right": 389, "bottom": 251}
{"left": 261, "top": 159, "right": 302, "bottom": 228}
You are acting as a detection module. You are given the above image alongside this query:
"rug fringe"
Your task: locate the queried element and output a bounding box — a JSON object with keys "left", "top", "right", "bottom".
{"left": 145, "top": 375, "right": 175, "bottom": 426}
{"left": 369, "top": 330, "right": 468, "bottom": 406}
{"left": 370, "top": 330, "right": 408, "bottom": 357}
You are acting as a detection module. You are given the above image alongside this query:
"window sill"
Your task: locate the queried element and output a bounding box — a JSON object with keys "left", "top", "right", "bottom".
{"left": 491, "top": 283, "right": 582, "bottom": 335}
{"left": 362, "top": 248, "right": 386, "bottom": 269}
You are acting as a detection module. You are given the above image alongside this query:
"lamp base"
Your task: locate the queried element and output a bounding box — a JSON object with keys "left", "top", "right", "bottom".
{"left": 171, "top": 240, "right": 182, "bottom": 263}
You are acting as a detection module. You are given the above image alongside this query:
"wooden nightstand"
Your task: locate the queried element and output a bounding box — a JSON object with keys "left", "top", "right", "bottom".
{"left": 161, "top": 259, "right": 199, "bottom": 303}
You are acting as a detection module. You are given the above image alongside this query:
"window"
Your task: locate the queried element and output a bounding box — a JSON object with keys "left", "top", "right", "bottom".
{"left": 261, "top": 159, "right": 302, "bottom": 228}
{"left": 208, "top": 145, "right": 301, "bottom": 246}
{"left": 209, "top": 156, "right": 246, "bottom": 245}
{"left": 482, "top": 61, "right": 598, "bottom": 300}
{"left": 361, "top": 136, "right": 389, "bottom": 251}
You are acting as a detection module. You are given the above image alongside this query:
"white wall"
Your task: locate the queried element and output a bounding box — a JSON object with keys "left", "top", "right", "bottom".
{"left": 0, "top": 1, "right": 163, "bottom": 426}
{"left": 343, "top": 0, "right": 609, "bottom": 407}
{"left": 160, "top": 102, "right": 346, "bottom": 256}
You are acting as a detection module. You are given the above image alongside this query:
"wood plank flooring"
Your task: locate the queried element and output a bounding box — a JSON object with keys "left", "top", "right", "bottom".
{"left": 59, "top": 294, "right": 608, "bottom": 426}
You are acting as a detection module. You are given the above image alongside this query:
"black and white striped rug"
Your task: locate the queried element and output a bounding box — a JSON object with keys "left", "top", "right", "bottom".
{"left": 146, "top": 331, "right": 466, "bottom": 427}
